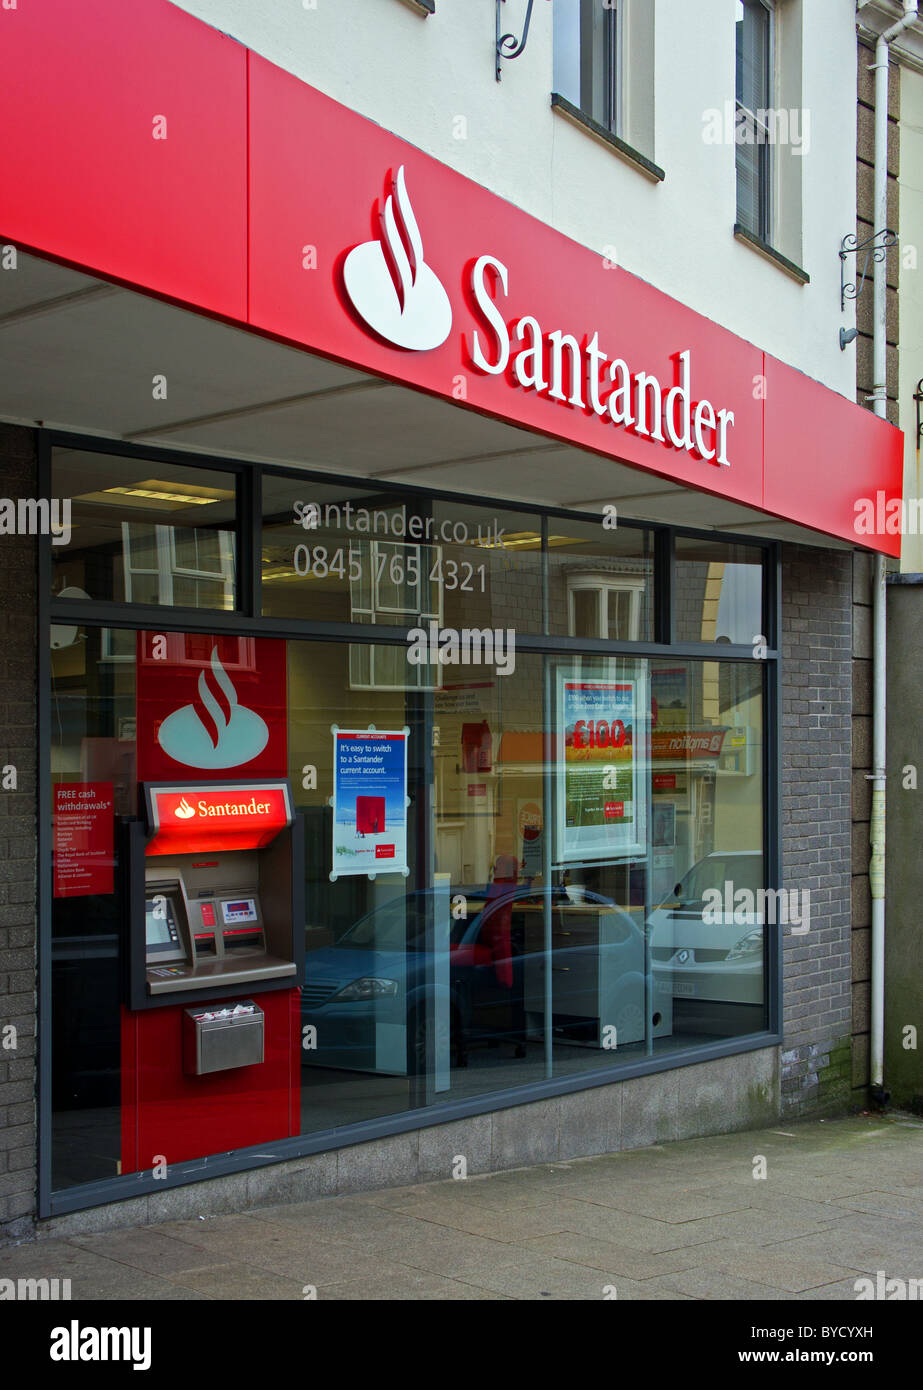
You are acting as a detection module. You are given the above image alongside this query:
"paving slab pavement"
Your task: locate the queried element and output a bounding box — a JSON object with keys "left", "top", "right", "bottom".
{"left": 3, "top": 1114, "right": 921, "bottom": 1301}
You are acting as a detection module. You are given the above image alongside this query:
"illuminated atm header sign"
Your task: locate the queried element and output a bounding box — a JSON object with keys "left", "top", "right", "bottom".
{"left": 145, "top": 781, "right": 293, "bottom": 856}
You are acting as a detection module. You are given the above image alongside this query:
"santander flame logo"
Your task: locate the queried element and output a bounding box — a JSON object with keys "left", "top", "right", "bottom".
{"left": 343, "top": 165, "right": 452, "bottom": 351}
{"left": 157, "top": 646, "right": 269, "bottom": 770}
{"left": 174, "top": 797, "right": 196, "bottom": 820}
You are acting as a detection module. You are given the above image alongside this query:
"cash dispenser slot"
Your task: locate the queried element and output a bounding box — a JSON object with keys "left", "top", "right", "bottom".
{"left": 183, "top": 1001, "right": 264, "bottom": 1075}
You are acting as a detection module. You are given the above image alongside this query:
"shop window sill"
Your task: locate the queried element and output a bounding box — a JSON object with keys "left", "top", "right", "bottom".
{"left": 551, "top": 93, "right": 665, "bottom": 183}
{"left": 733, "top": 224, "right": 809, "bottom": 284}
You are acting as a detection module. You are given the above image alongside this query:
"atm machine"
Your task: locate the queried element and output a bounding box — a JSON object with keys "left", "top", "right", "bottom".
{"left": 121, "top": 779, "right": 304, "bottom": 1173}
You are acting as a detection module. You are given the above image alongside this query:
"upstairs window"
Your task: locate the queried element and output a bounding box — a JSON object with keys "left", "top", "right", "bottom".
{"left": 553, "top": 0, "right": 622, "bottom": 135}
{"left": 736, "top": 0, "right": 774, "bottom": 241}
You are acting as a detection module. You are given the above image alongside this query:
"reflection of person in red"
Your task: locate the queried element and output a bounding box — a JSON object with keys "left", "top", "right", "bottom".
{"left": 482, "top": 847, "right": 519, "bottom": 987}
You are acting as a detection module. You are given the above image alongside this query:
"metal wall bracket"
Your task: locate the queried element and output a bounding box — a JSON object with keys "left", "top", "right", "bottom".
{"left": 840, "top": 228, "right": 897, "bottom": 312}
{"left": 914, "top": 378, "right": 923, "bottom": 449}
{"left": 496, "top": 0, "right": 535, "bottom": 81}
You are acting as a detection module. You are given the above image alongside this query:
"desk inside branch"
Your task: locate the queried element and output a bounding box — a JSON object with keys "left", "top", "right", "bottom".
{"left": 518, "top": 899, "right": 672, "bottom": 1047}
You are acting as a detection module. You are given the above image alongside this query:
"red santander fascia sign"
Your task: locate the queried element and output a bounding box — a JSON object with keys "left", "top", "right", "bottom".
{"left": 0, "top": 0, "right": 904, "bottom": 553}
{"left": 250, "top": 63, "right": 769, "bottom": 511}
{"left": 146, "top": 782, "right": 292, "bottom": 856}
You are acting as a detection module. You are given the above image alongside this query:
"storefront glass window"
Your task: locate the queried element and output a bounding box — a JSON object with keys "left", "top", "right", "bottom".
{"left": 289, "top": 637, "right": 421, "bottom": 1131}
{"left": 416, "top": 654, "right": 764, "bottom": 1100}
{"left": 646, "top": 657, "right": 766, "bottom": 1046}
{"left": 262, "top": 479, "right": 543, "bottom": 638}
{"left": 673, "top": 537, "right": 764, "bottom": 645}
{"left": 46, "top": 461, "right": 772, "bottom": 1200}
{"left": 50, "top": 625, "right": 135, "bottom": 1189}
{"left": 51, "top": 449, "right": 238, "bottom": 610}
{"left": 261, "top": 477, "right": 432, "bottom": 625}
{"left": 429, "top": 500, "right": 544, "bottom": 636}
{"left": 546, "top": 518, "right": 654, "bottom": 640}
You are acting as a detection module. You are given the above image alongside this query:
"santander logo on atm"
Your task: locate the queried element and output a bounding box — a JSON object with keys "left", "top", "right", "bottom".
{"left": 343, "top": 165, "right": 452, "bottom": 351}
{"left": 157, "top": 647, "right": 269, "bottom": 770}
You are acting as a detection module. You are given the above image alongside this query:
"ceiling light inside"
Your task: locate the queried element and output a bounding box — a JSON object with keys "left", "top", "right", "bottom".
{"left": 76, "top": 479, "right": 236, "bottom": 509}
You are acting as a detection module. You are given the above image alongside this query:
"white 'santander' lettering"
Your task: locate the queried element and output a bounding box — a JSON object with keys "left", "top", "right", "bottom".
{"left": 467, "top": 255, "right": 735, "bottom": 467}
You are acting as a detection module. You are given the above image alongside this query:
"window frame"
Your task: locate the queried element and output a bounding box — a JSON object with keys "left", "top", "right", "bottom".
{"left": 554, "top": 0, "right": 624, "bottom": 138}
{"left": 601, "top": 0, "right": 623, "bottom": 138}
{"left": 50, "top": 448, "right": 248, "bottom": 615}
{"left": 735, "top": 0, "right": 776, "bottom": 245}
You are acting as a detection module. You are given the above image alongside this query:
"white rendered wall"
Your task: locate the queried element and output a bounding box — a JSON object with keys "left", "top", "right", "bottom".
{"left": 171, "top": 0, "right": 858, "bottom": 399}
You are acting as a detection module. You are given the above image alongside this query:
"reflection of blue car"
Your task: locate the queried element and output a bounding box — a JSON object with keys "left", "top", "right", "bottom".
{"left": 300, "top": 887, "right": 656, "bottom": 1075}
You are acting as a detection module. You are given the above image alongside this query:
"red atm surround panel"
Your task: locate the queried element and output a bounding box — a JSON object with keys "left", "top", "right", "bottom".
{"left": 121, "top": 777, "right": 304, "bottom": 1172}
{"left": 120, "top": 989, "right": 300, "bottom": 1174}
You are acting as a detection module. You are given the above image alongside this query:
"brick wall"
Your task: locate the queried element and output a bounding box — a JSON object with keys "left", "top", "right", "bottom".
{"left": 780, "top": 544, "right": 854, "bottom": 1116}
{"left": 0, "top": 424, "right": 39, "bottom": 1238}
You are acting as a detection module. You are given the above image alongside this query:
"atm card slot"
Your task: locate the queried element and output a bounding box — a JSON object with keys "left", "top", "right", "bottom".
{"left": 223, "top": 928, "right": 263, "bottom": 952}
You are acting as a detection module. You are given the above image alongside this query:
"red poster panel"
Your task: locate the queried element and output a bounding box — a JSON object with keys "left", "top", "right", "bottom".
{"left": 136, "top": 633, "right": 287, "bottom": 782}
{"left": 53, "top": 782, "right": 114, "bottom": 898}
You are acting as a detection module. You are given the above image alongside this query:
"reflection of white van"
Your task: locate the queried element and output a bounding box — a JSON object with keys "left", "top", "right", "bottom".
{"left": 648, "top": 851, "right": 764, "bottom": 1004}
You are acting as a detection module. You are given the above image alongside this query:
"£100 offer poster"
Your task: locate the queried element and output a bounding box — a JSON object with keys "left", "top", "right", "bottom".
{"left": 556, "top": 674, "right": 646, "bottom": 864}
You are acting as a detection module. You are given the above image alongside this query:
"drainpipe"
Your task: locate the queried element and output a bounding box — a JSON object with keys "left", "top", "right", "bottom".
{"left": 869, "top": 0, "right": 916, "bottom": 1103}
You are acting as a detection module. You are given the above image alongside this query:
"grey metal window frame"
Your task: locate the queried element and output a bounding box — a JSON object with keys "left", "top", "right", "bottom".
{"left": 37, "top": 427, "right": 783, "bottom": 1218}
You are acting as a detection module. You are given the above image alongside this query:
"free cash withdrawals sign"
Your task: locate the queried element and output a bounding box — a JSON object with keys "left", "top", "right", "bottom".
{"left": 53, "top": 782, "right": 114, "bottom": 897}
{"left": 556, "top": 676, "right": 645, "bottom": 864}
{"left": 331, "top": 730, "right": 408, "bottom": 879}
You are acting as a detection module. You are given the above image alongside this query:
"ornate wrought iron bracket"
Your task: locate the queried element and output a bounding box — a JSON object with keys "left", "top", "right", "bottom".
{"left": 840, "top": 228, "right": 897, "bottom": 312}
{"left": 496, "top": 0, "right": 535, "bottom": 81}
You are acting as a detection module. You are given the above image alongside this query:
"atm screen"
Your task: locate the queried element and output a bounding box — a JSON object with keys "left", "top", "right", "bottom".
{"left": 145, "top": 893, "right": 184, "bottom": 959}
{"left": 145, "top": 907, "right": 173, "bottom": 945}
